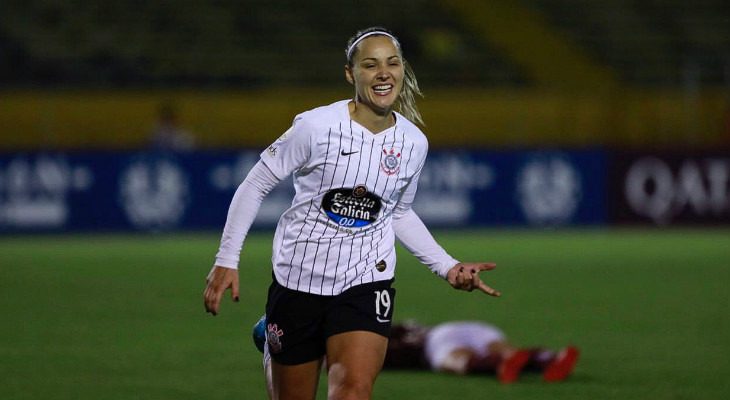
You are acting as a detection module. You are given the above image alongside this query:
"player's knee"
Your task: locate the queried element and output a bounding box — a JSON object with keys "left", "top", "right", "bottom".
{"left": 328, "top": 380, "right": 372, "bottom": 400}
{"left": 328, "top": 364, "right": 374, "bottom": 400}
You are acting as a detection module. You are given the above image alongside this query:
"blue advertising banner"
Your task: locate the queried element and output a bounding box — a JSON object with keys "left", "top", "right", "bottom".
{"left": 412, "top": 150, "right": 606, "bottom": 227}
{"left": 0, "top": 149, "right": 606, "bottom": 232}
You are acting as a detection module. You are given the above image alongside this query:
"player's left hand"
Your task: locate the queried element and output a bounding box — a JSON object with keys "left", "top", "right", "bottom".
{"left": 446, "top": 262, "right": 501, "bottom": 296}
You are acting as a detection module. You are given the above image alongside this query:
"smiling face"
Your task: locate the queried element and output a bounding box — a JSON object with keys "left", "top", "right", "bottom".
{"left": 346, "top": 35, "right": 404, "bottom": 115}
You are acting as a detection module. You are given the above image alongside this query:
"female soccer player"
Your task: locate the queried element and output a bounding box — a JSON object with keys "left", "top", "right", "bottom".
{"left": 203, "top": 27, "right": 501, "bottom": 400}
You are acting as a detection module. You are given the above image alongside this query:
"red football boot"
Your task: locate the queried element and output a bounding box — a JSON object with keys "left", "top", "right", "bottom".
{"left": 543, "top": 346, "right": 580, "bottom": 382}
{"left": 497, "top": 350, "right": 531, "bottom": 383}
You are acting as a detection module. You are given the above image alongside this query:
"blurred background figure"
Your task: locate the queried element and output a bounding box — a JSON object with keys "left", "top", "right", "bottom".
{"left": 384, "top": 320, "right": 580, "bottom": 384}
{"left": 149, "top": 101, "right": 195, "bottom": 152}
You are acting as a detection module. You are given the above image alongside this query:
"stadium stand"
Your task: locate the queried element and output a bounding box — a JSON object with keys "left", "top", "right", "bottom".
{"left": 523, "top": 0, "right": 730, "bottom": 86}
{"left": 2, "top": 0, "right": 727, "bottom": 88}
{"left": 0, "top": 0, "right": 525, "bottom": 87}
{"left": 0, "top": 1, "right": 728, "bottom": 149}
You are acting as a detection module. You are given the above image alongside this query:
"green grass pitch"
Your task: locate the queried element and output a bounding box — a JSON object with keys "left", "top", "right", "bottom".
{"left": 1, "top": 229, "right": 728, "bottom": 400}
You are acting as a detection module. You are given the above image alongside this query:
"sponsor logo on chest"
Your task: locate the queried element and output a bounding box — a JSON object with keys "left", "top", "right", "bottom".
{"left": 321, "top": 185, "right": 383, "bottom": 229}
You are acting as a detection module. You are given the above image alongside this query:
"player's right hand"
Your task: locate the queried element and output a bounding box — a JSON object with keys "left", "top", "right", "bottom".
{"left": 204, "top": 266, "right": 240, "bottom": 316}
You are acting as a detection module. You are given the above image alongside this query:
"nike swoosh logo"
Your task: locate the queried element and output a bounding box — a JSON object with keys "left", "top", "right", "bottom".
{"left": 376, "top": 317, "right": 391, "bottom": 323}
{"left": 341, "top": 150, "right": 359, "bottom": 156}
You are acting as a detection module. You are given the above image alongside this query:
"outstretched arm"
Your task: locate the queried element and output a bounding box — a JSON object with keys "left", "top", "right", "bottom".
{"left": 204, "top": 161, "right": 281, "bottom": 315}
{"left": 392, "top": 203, "right": 501, "bottom": 297}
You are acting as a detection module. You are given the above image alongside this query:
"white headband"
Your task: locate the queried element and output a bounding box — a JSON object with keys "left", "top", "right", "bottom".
{"left": 346, "top": 31, "right": 398, "bottom": 60}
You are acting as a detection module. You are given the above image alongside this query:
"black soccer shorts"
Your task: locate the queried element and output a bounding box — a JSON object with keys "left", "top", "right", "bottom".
{"left": 264, "top": 278, "right": 396, "bottom": 366}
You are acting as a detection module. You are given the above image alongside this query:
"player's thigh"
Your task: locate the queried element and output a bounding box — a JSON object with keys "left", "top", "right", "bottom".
{"left": 326, "top": 331, "right": 388, "bottom": 397}
{"left": 265, "top": 279, "right": 328, "bottom": 365}
{"left": 270, "top": 358, "right": 323, "bottom": 400}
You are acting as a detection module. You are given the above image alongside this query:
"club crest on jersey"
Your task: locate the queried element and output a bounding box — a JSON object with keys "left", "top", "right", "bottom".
{"left": 380, "top": 148, "right": 401, "bottom": 175}
{"left": 321, "top": 186, "right": 383, "bottom": 228}
{"left": 267, "top": 323, "right": 284, "bottom": 353}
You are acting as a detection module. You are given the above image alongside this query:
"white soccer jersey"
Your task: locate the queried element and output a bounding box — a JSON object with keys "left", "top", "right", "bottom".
{"left": 260, "top": 100, "right": 428, "bottom": 295}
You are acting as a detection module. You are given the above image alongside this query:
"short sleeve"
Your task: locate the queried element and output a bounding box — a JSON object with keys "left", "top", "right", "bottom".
{"left": 260, "top": 116, "right": 312, "bottom": 180}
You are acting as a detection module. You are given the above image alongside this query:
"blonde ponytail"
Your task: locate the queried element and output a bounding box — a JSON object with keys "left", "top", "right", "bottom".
{"left": 398, "top": 59, "right": 425, "bottom": 126}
